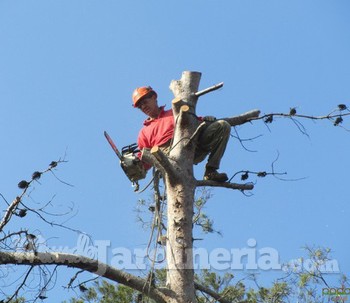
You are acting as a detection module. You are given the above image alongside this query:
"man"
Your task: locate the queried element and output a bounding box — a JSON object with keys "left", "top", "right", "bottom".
{"left": 132, "top": 86, "right": 231, "bottom": 182}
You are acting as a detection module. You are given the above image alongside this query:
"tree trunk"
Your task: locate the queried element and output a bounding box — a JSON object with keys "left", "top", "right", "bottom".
{"left": 150, "top": 71, "right": 258, "bottom": 302}
{"left": 163, "top": 71, "right": 202, "bottom": 303}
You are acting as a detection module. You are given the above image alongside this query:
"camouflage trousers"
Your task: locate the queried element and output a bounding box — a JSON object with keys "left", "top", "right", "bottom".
{"left": 160, "top": 119, "right": 231, "bottom": 170}
{"left": 193, "top": 119, "right": 231, "bottom": 169}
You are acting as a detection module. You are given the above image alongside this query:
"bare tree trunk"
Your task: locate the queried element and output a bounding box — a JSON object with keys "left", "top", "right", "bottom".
{"left": 162, "top": 71, "right": 202, "bottom": 303}
{"left": 152, "top": 71, "right": 258, "bottom": 302}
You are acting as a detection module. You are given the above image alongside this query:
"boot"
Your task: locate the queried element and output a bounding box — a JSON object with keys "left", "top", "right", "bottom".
{"left": 204, "top": 167, "right": 228, "bottom": 182}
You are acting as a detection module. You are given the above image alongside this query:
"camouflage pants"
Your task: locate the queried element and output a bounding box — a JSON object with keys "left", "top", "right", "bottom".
{"left": 193, "top": 119, "right": 231, "bottom": 170}
{"left": 160, "top": 119, "right": 231, "bottom": 170}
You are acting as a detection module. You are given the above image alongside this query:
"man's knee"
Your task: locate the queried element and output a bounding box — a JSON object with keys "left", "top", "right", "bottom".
{"left": 217, "top": 120, "right": 231, "bottom": 136}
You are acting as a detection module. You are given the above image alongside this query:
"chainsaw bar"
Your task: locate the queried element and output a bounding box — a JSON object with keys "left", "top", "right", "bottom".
{"left": 104, "top": 131, "right": 123, "bottom": 160}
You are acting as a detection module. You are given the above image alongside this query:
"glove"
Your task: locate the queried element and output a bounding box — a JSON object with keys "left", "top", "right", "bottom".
{"left": 203, "top": 116, "right": 216, "bottom": 122}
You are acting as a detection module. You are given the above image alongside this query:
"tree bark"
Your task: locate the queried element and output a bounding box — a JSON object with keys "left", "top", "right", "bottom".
{"left": 157, "top": 71, "right": 259, "bottom": 302}
{"left": 162, "top": 71, "right": 202, "bottom": 303}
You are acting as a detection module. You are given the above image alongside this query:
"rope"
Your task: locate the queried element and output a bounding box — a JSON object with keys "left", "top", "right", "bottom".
{"left": 142, "top": 169, "right": 167, "bottom": 297}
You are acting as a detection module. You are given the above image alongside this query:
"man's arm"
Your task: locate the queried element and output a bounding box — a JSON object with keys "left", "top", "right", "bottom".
{"left": 137, "top": 130, "right": 153, "bottom": 170}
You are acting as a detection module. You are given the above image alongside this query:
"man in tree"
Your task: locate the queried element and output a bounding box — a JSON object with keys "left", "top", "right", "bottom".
{"left": 132, "top": 86, "right": 231, "bottom": 182}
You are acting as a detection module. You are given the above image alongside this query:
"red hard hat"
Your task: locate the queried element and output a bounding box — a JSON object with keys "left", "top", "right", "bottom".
{"left": 132, "top": 86, "right": 157, "bottom": 107}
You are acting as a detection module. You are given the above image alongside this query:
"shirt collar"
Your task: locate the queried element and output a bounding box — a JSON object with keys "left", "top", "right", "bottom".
{"left": 143, "top": 106, "right": 166, "bottom": 125}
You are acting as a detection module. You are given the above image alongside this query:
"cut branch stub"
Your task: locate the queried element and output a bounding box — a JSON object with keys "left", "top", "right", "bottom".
{"left": 178, "top": 105, "right": 192, "bottom": 127}
{"left": 151, "top": 146, "right": 177, "bottom": 180}
{"left": 151, "top": 146, "right": 171, "bottom": 168}
{"left": 180, "top": 105, "right": 189, "bottom": 113}
{"left": 141, "top": 148, "right": 166, "bottom": 177}
{"left": 171, "top": 97, "right": 185, "bottom": 116}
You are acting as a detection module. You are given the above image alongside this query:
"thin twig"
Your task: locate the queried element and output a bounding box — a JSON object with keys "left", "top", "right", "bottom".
{"left": 0, "top": 193, "right": 10, "bottom": 206}
{"left": 5, "top": 266, "right": 34, "bottom": 303}
{"left": 231, "top": 127, "right": 260, "bottom": 152}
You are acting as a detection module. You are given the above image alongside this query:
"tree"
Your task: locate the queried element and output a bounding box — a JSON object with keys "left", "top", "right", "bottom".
{"left": 0, "top": 71, "right": 349, "bottom": 303}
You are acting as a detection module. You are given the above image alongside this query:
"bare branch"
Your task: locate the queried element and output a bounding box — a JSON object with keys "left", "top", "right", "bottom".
{"left": 151, "top": 146, "right": 175, "bottom": 177}
{"left": 0, "top": 196, "right": 22, "bottom": 233}
{"left": 196, "top": 180, "right": 254, "bottom": 191}
{"left": 66, "top": 269, "right": 85, "bottom": 289}
{"left": 222, "top": 109, "right": 261, "bottom": 126}
{"left": 231, "top": 127, "right": 262, "bottom": 153}
{"left": 49, "top": 170, "right": 74, "bottom": 187}
{"left": 0, "top": 251, "right": 170, "bottom": 303}
{"left": 228, "top": 152, "right": 308, "bottom": 184}
{"left": 141, "top": 148, "right": 166, "bottom": 177}
{"left": 0, "top": 193, "right": 10, "bottom": 206}
{"left": 65, "top": 269, "right": 99, "bottom": 291}
{"left": 19, "top": 200, "right": 83, "bottom": 235}
{"left": 289, "top": 116, "right": 310, "bottom": 137}
{"left": 5, "top": 266, "right": 34, "bottom": 302}
{"left": 194, "top": 82, "right": 224, "bottom": 97}
{"left": 224, "top": 107, "right": 350, "bottom": 134}
{"left": 255, "top": 110, "right": 350, "bottom": 134}
{"left": 0, "top": 230, "right": 29, "bottom": 244}
{"left": 257, "top": 111, "right": 350, "bottom": 121}
{"left": 229, "top": 169, "right": 287, "bottom": 183}
{"left": 0, "top": 159, "right": 70, "bottom": 233}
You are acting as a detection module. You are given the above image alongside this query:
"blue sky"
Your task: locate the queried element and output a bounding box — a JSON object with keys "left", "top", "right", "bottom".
{"left": 1, "top": 0, "right": 349, "bottom": 301}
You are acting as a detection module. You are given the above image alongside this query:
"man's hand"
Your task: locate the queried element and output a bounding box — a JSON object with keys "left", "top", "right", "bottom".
{"left": 203, "top": 116, "right": 216, "bottom": 122}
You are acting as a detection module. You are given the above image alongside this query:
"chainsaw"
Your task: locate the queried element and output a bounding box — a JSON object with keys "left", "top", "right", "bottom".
{"left": 104, "top": 131, "right": 147, "bottom": 191}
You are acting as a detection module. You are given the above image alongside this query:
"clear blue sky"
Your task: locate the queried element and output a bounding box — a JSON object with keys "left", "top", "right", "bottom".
{"left": 1, "top": 0, "right": 349, "bottom": 301}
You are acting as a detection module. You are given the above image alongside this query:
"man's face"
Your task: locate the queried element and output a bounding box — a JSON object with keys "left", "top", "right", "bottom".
{"left": 137, "top": 94, "right": 159, "bottom": 118}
